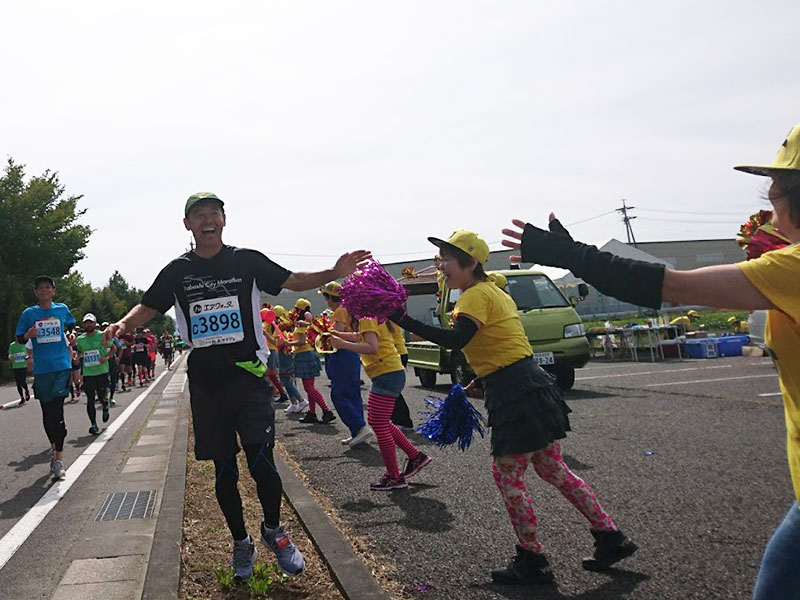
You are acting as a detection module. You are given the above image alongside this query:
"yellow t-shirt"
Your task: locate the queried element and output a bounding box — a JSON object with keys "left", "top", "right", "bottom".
{"left": 262, "top": 322, "right": 277, "bottom": 351}
{"left": 358, "top": 319, "right": 403, "bottom": 379}
{"left": 332, "top": 306, "right": 354, "bottom": 333}
{"left": 391, "top": 322, "right": 407, "bottom": 356}
{"left": 291, "top": 326, "right": 312, "bottom": 354}
{"left": 453, "top": 280, "right": 532, "bottom": 377}
{"left": 738, "top": 243, "right": 800, "bottom": 504}
{"left": 669, "top": 315, "right": 692, "bottom": 328}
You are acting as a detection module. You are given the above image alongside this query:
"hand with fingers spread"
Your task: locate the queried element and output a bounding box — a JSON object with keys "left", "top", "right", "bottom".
{"left": 500, "top": 213, "right": 666, "bottom": 310}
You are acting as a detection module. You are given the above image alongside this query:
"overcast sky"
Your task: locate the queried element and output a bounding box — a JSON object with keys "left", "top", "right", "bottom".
{"left": 3, "top": 1, "right": 800, "bottom": 290}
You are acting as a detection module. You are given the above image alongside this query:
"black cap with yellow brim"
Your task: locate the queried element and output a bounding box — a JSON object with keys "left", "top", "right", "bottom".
{"left": 735, "top": 123, "right": 800, "bottom": 177}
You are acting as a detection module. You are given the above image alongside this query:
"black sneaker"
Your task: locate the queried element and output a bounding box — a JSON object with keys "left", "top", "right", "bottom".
{"left": 491, "top": 545, "right": 554, "bottom": 585}
{"left": 321, "top": 410, "right": 337, "bottom": 424}
{"left": 298, "top": 412, "right": 318, "bottom": 424}
{"left": 582, "top": 529, "right": 638, "bottom": 571}
{"left": 276, "top": 394, "right": 289, "bottom": 404}
{"left": 369, "top": 473, "right": 408, "bottom": 491}
{"left": 402, "top": 452, "right": 432, "bottom": 479}
{"left": 89, "top": 424, "right": 100, "bottom": 435}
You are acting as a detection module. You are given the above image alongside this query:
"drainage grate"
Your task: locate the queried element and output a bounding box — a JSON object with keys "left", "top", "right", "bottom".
{"left": 95, "top": 490, "right": 157, "bottom": 522}
{"left": 159, "top": 398, "right": 178, "bottom": 406}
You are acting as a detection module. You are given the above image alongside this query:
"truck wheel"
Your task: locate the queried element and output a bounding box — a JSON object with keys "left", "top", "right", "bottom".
{"left": 418, "top": 369, "right": 437, "bottom": 388}
{"left": 555, "top": 365, "right": 576, "bottom": 390}
{"left": 450, "top": 351, "right": 474, "bottom": 387}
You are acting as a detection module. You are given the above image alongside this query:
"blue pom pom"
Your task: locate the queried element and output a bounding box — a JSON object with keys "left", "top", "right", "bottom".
{"left": 416, "top": 385, "right": 486, "bottom": 451}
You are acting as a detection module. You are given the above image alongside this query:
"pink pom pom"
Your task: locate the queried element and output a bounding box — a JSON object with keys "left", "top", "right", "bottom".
{"left": 340, "top": 259, "right": 408, "bottom": 323}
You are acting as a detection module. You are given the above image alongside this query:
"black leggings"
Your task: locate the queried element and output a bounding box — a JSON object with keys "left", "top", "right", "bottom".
{"left": 41, "top": 398, "right": 67, "bottom": 451}
{"left": 213, "top": 443, "right": 283, "bottom": 541}
{"left": 108, "top": 360, "right": 119, "bottom": 398}
{"left": 83, "top": 375, "right": 108, "bottom": 424}
{"left": 13, "top": 369, "right": 29, "bottom": 399}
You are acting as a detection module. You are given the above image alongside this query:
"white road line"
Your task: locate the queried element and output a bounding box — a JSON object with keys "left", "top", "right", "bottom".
{"left": 576, "top": 365, "right": 732, "bottom": 381}
{"left": 645, "top": 374, "right": 777, "bottom": 387}
{"left": 0, "top": 399, "right": 22, "bottom": 410}
{"left": 0, "top": 354, "right": 184, "bottom": 571}
{"left": 759, "top": 392, "right": 783, "bottom": 397}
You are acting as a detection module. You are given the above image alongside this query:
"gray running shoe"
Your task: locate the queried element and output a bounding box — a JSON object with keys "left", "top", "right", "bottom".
{"left": 261, "top": 522, "right": 305, "bottom": 575}
{"left": 51, "top": 459, "right": 66, "bottom": 481}
{"left": 231, "top": 536, "right": 258, "bottom": 581}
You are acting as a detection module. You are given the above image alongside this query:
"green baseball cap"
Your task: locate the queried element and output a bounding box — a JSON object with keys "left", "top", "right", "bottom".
{"left": 184, "top": 192, "right": 224, "bottom": 217}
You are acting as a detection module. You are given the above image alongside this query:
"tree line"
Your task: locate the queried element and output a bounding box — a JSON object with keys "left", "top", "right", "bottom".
{"left": 1, "top": 159, "right": 174, "bottom": 364}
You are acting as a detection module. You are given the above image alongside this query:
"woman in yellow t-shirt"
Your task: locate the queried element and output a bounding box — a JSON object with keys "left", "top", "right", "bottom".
{"left": 288, "top": 298, "right": 334, "bottom": 424}
{"left": 388, "top": 230, "right": 635, "bottom": 585}
{"left": 260, "top": 303, "right": 289, "bottom": 404}
{"left": 502, "top": 122, "right": 800, "bottom": 599}
{"left": 330, "top": 318, "right": 431, "bottom": 491}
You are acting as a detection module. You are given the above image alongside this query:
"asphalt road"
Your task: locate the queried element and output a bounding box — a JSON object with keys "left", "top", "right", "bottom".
{"left": 276, "top": 355, "right": 790, "bottom": 600}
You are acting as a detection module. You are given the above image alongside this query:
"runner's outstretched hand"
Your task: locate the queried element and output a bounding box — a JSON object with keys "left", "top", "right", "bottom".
{"left": 333, "top": 250, "right": 372, "bottom": 278}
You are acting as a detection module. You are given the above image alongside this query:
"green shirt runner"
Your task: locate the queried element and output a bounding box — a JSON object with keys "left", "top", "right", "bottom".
{"left": 76, "top": 333, "right": 112, "bottom": 377}
{"left": 8, "top": 341, "right": 28, "bottom": 370}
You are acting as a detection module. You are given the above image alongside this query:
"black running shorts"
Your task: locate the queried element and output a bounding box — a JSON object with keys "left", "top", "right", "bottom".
{"left": 133, "top": 353, "right": 149, "bottom": 367}
{"left": 188, "top": 368, "right": 275, "bottom": 460}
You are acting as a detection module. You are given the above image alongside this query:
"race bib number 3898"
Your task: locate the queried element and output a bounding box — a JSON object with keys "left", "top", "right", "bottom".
{"left": 189, "top": 296, "right": 244, "bottom": 348}
{"left": 35, "top": 318, "right": 62, "bottom": 344}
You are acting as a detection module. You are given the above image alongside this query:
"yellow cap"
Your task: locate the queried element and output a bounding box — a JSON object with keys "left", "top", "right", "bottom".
{"left": 295, "top": 298, "right": 311, "bottom": 310}
{"left": 735, "top": 123, "right": 800, "bottom": 176}
{"left": 273, "top": 305, "right": 287, "bottom": 318}
{"left": 687, "top": 310, "right": 699, "bottom": 317}
{"left": 727, "top": 316, "right": 738, "bottom": 324}
{"left": 488, "top": 272, "right": 508, "bottom": 289}
{"left": 428, "top": 230, "right": 490, "bottom": 264}
{"left": 317, "top": 281, "right": 342, "bottom": 297}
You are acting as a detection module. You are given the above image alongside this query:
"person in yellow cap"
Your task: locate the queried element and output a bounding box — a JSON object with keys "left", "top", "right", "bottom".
{"left": 387, "top": 229, "right": 635, "bottom": 583}
{"left": 319, "top": 282, "right": 373, "bottom": 446}
{"left": 488, "top": 272, "right": 509, "bottom": 293}
{"left": 728, "top": 315, "right": 750, "bottom": 334}
{"left": 502, "top": 122, "right": 800, "bottom": 598}
{"left": 288, "top": 298, "right": 336, "bottom": 424}
{"left": 270, "top": 306, "right": 307, "bottom": 414}
{"left": 103, "top": 192, "right": 370, "bottom": 581}
{"left": 669, "top": 309, "right": 699, "bottom": 332}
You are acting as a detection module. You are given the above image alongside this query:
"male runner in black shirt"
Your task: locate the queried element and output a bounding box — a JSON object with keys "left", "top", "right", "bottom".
{"left": 105, "top": 192, "right": 370, "bottom": 580}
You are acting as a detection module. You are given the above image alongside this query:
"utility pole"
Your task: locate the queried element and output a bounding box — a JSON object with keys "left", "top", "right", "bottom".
{"left": 616, "top": 199, "right": 638, "bottom": 247}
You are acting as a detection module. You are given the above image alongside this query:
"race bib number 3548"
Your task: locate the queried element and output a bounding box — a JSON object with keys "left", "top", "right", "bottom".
{"left": 35, "top": 318, "right": 62, "bottom": 344}
{"left": 189, "top": 296, "right": 244, "bottom": 348}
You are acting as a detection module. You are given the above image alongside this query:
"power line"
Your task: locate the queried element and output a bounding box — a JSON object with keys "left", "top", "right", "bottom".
{"left": 637, "top": 207, "right": 745, "bottom": 216}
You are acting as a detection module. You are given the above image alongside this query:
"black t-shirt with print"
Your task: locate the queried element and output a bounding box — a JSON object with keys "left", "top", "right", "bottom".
{"left": 141, "top": 245, "right": 291, "bottom": 374}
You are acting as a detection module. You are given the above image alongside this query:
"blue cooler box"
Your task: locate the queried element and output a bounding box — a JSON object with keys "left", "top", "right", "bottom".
{"left": 685, "top": 338, "right": 719, "bottom": 358}
{"left": 717, "top": 335, "right": 749, "bottom": 357}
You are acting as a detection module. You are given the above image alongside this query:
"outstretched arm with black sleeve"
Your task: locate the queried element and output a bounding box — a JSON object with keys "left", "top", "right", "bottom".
{"left": 518, "top": 219, "right": 666, "bottom": 311}
{"left": 389, "top": 312, "right": 479, "bottom": 350}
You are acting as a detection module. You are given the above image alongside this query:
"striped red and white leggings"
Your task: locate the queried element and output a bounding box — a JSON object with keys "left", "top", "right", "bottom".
{"left": 491, "top": 441, "right": 616, "bottom": 553}
{"left": 367, "top": 391, "right": 419, "bottom": 478}
{"left": 301, "top": 378, "right": 330, "bottom": 415}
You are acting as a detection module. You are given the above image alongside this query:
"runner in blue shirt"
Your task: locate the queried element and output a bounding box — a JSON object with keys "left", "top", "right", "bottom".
{"left": 16, "top": 275, "right": 76, "bottom": 481}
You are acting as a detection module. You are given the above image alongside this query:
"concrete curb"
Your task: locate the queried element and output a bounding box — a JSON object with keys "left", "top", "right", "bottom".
{"left": 275, "top": 452, "right": 391, "bottom": 600}
{"left": 142, "top": 390, "right": 189, "bottom": 599}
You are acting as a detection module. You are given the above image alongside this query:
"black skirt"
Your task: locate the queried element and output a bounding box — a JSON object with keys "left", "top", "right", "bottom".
{"left": 482, "top": 356, "right": 571, "bottom": 456}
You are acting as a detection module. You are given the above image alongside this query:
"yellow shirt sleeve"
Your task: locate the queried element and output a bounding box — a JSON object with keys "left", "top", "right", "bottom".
{"left": 332, "top": 306, "right": 353, "bottom": 332}
{"left": 738, "top": 245, "right": 800, "bottom": 324}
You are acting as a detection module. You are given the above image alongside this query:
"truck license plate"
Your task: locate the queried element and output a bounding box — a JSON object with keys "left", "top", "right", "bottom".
{"left": 534, "top": 352, "right": 555, "bottom": 365}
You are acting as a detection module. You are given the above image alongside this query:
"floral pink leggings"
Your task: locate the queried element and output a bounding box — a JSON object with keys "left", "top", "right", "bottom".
{"left": 491, "top": 441, "right": 616, "bottom": 553}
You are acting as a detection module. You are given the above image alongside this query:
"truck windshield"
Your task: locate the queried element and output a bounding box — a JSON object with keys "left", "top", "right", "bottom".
{"left": 507, "top": 274, "right": 569, "bottom": 310}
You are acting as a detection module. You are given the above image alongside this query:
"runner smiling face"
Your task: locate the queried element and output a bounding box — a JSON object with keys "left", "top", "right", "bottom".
{"left": 34, "top": 281, "right": 56, "bottom": 306}
{"left": 184, "top": 201, "right": 226, "bottom": 254}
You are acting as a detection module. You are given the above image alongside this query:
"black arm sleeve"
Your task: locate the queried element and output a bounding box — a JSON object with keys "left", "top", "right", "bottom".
{"left": 391, "top": 313, "right": 478, "bottom": 350}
